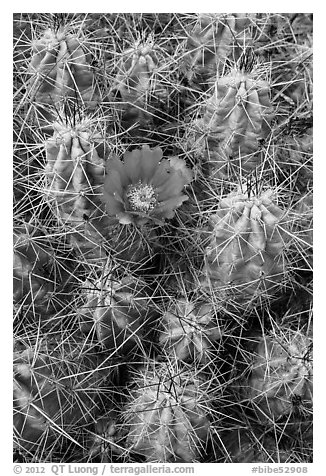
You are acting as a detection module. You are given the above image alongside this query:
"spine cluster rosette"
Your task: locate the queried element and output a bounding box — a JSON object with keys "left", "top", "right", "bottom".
{"left": 203, "top": 189, "right": 289, "bottom": 308}
{"left": 112, "top": 37, "right": 168, "bottom": 129}
{"left": 13, "top": 339, "right": 107, "bottom": 452}
{"left": 240, "top": 329, "right": 313, "bottom": 422}
{"left": 158, "top": 297, "right": 223, "bottom": 363}
{"left": 123, "top": 364, "right": 211, "bottom": 462}
{"left": 78, "top": 266, "right": 154, "bottom": 353}
{"left": 28, "top": 26, "right": 100, "bottom": 109}
{"left": 186, "top": 68, "right": 273, "bottom": 177}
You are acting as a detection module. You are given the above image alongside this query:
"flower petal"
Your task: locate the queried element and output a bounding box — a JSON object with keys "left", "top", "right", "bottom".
{"left": 103, "top": 169, "right": 124, "bottom": 197}
{"left": 154, "top": 194, "right": 188, "bottom": 216}
{"left": 102, "top": 190, "right": 124, "bottom": 215}
{"left": 149, "top": 160, "right": 172, "bottom": 188}
{"left": 106, "top": 155, "right": 129, "bottom": 187}
{"left": 156, "top": 172, "right": 187, "bottom": 201}
{"left": 169, "top": 156, "right": 193, "bottom": 185}
{"left": 123, "top": 149, "right": 142, "bottom": 182}
{"left": 139, "top": 146, "right": 163, "bottom": 182}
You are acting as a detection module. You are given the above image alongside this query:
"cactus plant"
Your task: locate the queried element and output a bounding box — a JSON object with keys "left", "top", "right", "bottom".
{"left": 44, "top": 114, "right": 115, "bottom": 264}
{"left": 45, "top": 117, "right": 161, "bottom": 267}
{"left": 158, "top": 297, "right": 223, "bottom": 364}
{"left": 222, "top": 429, "right": 294, "bottom": 463}
{"left": 28, "top": 24, "right": 100, "bottom": 109}
{"left": 78, "top": 264, "right": 155, "bottom": 353}
{"left": 186, "top": 66, "right": 273, "bottom": 178}
{"left": 13, "top": 338, "right": 110, "bottom": 454}
{"left": 122, "top": 363, "right": 211, "bottom": 462}
{"left": 181, "top": 13, "right": 250, "bottom": 86}
{"left": 181, "top": 14, "right": 278, "bottom": 88}
{"left": 13, "top": 227, "right": 55, "bottom": 312}
{"left": 112, "top": 35, "right": 168, "bottom": 130}
{"left": 45, "top": 115, "right": 107, "bottom": 225}
{"left": 202, "top": 187, "right": 289, "bottom": 310}
{"left": 240, "top": 329, "right": 313, "bottom": 423}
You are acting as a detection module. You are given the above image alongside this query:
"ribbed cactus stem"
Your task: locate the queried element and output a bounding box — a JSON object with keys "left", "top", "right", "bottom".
{"left": 113, "top": 36, "right": 168, "bottom": 128}
{"left": 241, "top": 329, "right": 313, "bottom": 422}
{"left": 78, "top": 266, "right": 153, "bottom": 352}
{"left": 123, "top": 364, "right": 211, "bottom": 462}
{"left": 186, "top": 68, "right": 273, "bottom": 177}
{"left": 203, "top": 188, "right": 289, "bottom": 308}
{"left": 158, "top": 298, "right": 223, "bottom": 363}
{"left": 13, "top": 340, "right": 107, "bottom": 452}
{"left": 13, "top": 227, "right": 56, "bottom": 316}
{"left": 28, "top": 25, "right": 99, "bottom": 108}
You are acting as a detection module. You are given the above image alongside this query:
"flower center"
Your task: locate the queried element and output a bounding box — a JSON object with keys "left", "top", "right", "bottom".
{"left": 126, "top": 181, "right": 157, "bottom": 213}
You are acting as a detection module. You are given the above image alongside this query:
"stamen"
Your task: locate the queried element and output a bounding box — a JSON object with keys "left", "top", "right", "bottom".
{"left": 126, "top": 181, "right": 157, "bottom": 213}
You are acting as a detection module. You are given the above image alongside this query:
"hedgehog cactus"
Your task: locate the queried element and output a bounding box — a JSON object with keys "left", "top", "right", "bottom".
{"left": 44, "top": 115, "right": 114, "bottom": 263}
{"left": 123, "top": 363, "right": 211, "bottom": 462}
{"left": 28, "top": 25, "right": 99, "bottom": 109}
{"left": 13, "top": 228, "right": 55, "bottom": 314}
{"left": 13, "top": 340, "right": 107, "bottom": 452}
{"left": 78, "top": 266, "right": 154, "bottom": 353}
{"left": 203, "top": 188, "right": 289, "bottom": 309}
{"left": 45, "top": 116, "right": 107, "bottom": 225}
{"left": 241, "top": 329, "right": 313, "bottom": 422}
{"left": 182, "top": 13, "right": 253, "bottom": 86}
{"left": 223, "top": 430, "right": 292, "bottom": 463}
{"left": 187, "top": 67, "right": 273, "bottom": 177}
{"left": 158, "top": 298, "right": 223, "bottom": 363}
{"left": 112, "top": 36, "right": 168, "bottom": 129}
{"left": 46, "top": 126, "right": 160, "bottom": 266}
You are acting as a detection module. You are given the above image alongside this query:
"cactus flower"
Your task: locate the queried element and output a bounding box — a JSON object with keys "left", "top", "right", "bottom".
{"left": 103, "top": 146, "right": 192, "bottom": 225}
